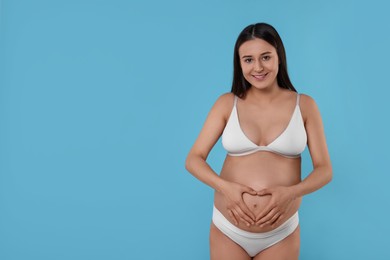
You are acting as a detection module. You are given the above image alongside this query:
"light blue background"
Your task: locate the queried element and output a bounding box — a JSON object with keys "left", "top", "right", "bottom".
{"left": 1, "top": 0, "right": 389, "bottom": 259}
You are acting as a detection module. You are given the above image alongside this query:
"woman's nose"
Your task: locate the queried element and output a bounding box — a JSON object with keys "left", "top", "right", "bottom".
{"left": 254, "top": 61, "right": 263, "bottom": 72}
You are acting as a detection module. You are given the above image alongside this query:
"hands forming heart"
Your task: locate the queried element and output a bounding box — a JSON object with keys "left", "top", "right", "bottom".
{"left": 220, "top": 181, "right": 296, "bottom": 228}
{"left": 253, "top": 186, "right": 295, "bottom": 227}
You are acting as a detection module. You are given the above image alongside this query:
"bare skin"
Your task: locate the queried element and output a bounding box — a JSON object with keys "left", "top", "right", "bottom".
{"left": 185, "top": 38, "right": 332, "bottom": 259}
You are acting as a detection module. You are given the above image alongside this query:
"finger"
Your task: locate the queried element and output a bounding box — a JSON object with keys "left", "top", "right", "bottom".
{"left": 244, "top": 186, "right": 258, "bottom": 196}
{"left": 257, "top": 188, "right": 271, "bottom": 196}
{"left": 228, "top": 209, "right": 238, "bottom": 226}
{"left": 238, "top": 202, "right": 256, "bottom": 223}
{"left": 232, "top": 208, "right": 250, "bottom": 226}
{"left": 268, "top": 212, "right": 281, "bottom": 226}
{"left": 271, "top": 214, "right": 284, "bottom": 227}
{"left": 256, "top": 204, "right": 275, "bottom": 222}
{"left": 256, "top": 208, "right": 277, "bottom": 226}
{"left": 238, "top": 214, "right": 251, "bottom": 227}
{"left": 264, "top": 211, "right": 284, "bottom": 227}
{"left": 235, "top": 205, "right": 255, "bottom": 225}
{"left": 232, "top": 208, "right": 244, "bottom": 226}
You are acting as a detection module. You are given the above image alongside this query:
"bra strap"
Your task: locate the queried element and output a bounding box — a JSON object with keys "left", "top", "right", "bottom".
{"left": 234, "top": 95, "right": 238, "bottom": 107}
{"left": 296, "top": 93, "right": 300, "bottom": 106}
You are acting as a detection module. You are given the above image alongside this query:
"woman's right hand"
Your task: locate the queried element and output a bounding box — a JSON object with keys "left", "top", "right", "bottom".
{"left": 220, "top": 180, "right": 257, "bottom": 227}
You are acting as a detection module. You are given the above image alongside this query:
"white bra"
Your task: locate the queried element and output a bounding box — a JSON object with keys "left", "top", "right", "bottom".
{"left": 221, "top": 93, "right": 307, "bottom": 158}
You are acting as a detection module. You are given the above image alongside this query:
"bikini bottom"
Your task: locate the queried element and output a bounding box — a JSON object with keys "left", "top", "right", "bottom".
{"left": 212, "top": 204, "right": 299, "bottom": 257}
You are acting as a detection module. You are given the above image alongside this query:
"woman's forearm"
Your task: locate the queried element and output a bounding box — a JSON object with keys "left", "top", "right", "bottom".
{"left": 290, "top": 165, "right": 332, "bottom": 199}
{"left": 185, "top": 154, "right": 227, "bottom": 193}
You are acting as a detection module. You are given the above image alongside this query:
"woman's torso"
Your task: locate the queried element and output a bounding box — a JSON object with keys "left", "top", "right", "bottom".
{"left": 213, "top": 90, "right": 306, "bottom": 232}
{"left": 214, "top": 152, "right": 302, "bottom": 232}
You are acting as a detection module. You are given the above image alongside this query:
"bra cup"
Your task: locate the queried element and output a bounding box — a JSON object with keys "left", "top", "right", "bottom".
{"left": 267, "top": 108, "right": 307, "bottom": 155}
{"left": 222, "top": 109, "right": 258, "bottom": 154}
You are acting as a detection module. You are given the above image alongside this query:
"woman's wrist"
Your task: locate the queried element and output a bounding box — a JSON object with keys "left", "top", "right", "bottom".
{"left": 215, "top": 178, "right": 229, "bottom": 194}
{"left": 288, "top": 184, "right": 302, "bottom": 200}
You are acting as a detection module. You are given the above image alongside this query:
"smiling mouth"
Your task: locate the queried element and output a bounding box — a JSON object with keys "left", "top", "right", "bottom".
{"left": 252, "top": 73, "right": 268, "bottom": 80}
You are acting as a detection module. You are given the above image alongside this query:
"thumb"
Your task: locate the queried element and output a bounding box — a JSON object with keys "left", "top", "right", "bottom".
{"left": 257, "top": 188, "right": 271, "bottom": 196}
{"left": 244, "top": 186, "right": 258, "bottom": 195}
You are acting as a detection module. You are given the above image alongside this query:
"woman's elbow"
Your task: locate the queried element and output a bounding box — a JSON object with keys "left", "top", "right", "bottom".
{"left": 185, "top": 154, "right": 193, "bottom": 172}
{"left": 185, "top": 152, "right": 198, "bottom": 172}
{"left": 325, "top": 164, "right": 333, "bottom": 184}
{"left": 185, "top": 152, "right": 205, "bottom": 173}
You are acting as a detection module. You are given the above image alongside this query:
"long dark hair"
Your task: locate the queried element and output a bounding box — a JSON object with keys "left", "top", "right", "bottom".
{"left": 231, "top": 23, "right": 297, "bottom": 98}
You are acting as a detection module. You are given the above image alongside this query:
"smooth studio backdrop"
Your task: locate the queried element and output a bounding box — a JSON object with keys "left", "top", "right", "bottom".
{"left": 1, "top": 0, "right": 389, "bottom": 259}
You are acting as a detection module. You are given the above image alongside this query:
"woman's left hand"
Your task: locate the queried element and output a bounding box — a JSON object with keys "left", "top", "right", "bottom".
{"left": 255, "top": 186, "right": 296, "bottom": 227}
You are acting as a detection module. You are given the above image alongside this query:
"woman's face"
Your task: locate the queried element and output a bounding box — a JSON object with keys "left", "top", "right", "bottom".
{"left": 238, "top": 38, "right": 279, "bottom": 90}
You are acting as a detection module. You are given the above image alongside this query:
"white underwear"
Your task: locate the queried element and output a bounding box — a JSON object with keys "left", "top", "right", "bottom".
{"left": 212, "top": 205, "right": 299, "bottom": 257}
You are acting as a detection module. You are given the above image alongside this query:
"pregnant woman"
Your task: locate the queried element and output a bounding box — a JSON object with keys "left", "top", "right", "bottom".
{"left": 185, "top": 23, "right": 332, "bottom": 260}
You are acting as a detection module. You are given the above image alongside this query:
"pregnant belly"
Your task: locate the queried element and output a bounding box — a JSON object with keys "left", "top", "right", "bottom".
{"left": 215, "top": 152, "right": 302, "bottom": 232}
{"left": 214, "top": 189, "right": 301, "bottom": 233}
{"left": 242, "top": 192, "right": 272, "bottom": 217}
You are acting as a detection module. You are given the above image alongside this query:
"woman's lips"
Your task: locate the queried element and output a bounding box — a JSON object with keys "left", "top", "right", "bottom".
{"left": 252, "top": 73, "right": 268, "bottom": 80}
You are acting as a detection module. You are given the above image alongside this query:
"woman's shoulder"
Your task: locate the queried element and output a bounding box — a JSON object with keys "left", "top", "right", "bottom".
{"left": 298, "top": 92, "right": 317, "bottom": 109}
{"left": 213, "top": 92, "right": 235, "bottom": 108}
{"left": 217, "top": 91, "right": 235, "bottom": 101}
{"left": 297, "top": 92, "right": 321, "bottom": 120}
{"left": 210, "top": 92, "right": 235, "bottom": 120}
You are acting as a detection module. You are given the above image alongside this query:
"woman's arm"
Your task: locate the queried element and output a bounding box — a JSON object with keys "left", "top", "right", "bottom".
{"left": 185, "top": 93, "right": 258, "bottom": 226}
{"left": 255, "top": 94, "right": 333, "bottom": 226}
{"left": 290, "top": 94, "right": 333, "bottom": 197}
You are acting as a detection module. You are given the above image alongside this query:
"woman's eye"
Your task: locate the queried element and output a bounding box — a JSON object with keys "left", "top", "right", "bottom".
{"left": 244, "top": 58, "right": 253, "bottom": 63}
{"left": 262, "top": 56, "right": 270, "bottom": 61}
